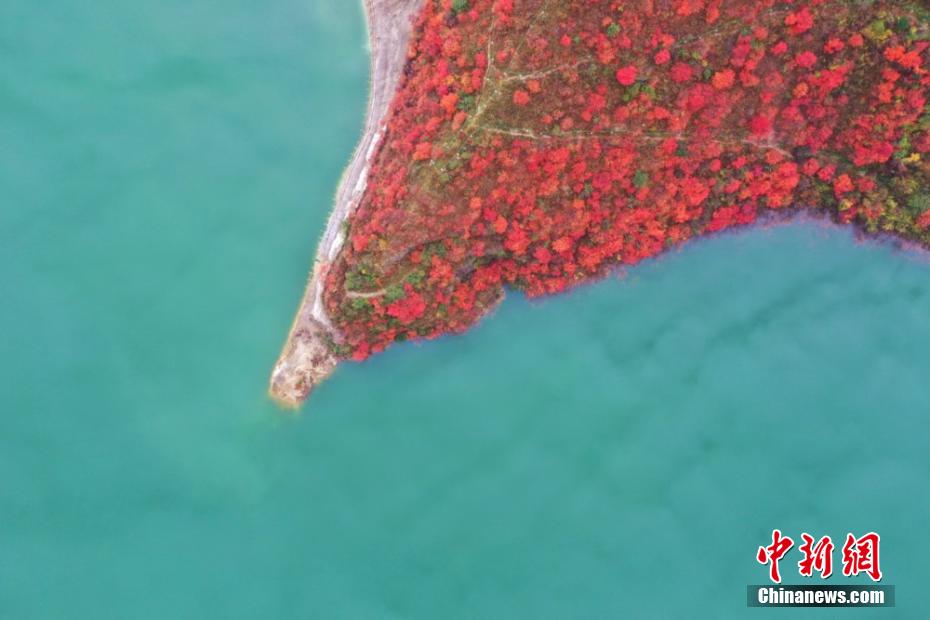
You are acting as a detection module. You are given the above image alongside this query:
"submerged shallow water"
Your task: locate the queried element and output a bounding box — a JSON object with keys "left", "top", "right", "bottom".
{"left": 2, "top": 1, "right": 929, "bottom": 617}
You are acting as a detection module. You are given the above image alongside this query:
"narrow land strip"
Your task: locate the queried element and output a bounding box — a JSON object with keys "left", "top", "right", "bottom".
{"left": 269, "top": 0, "right": 425, "bottom": 407}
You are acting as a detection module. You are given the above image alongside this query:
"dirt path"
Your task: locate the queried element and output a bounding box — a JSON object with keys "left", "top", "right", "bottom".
{"left": 269, "top": 0, "right": 425, "bottom": 407}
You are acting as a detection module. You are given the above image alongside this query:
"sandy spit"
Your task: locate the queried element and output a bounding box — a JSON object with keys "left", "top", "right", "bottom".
{"left": 269, "top": 0, "right": 425, "bottom": 407}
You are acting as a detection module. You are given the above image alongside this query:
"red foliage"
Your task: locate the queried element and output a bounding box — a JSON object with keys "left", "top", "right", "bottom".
{"left": 785, "top": 7, "right": 814, "bottom": 36}
{"left": 615, "top": 65, "right": 638, "bottom": 86}
{"left": 323, "top": 0, "right": 930, "bottom": 360}
{"left": 386, "top": 286, "right": 427, "bottom": 324}
{"left": 711, "top": 69, "right": 735, "bottom": 90}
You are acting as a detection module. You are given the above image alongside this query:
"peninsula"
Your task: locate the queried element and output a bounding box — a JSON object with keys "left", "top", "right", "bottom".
{"left": 272, "top": 0, "right": 930, "bottom": 407}
{"left": 270, "top": 0, "right": 425, "bottom": 406}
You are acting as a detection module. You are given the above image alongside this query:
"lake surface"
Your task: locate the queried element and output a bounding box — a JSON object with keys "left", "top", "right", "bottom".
{"left": 2, "top": 1, "right": 929, "bottom": 617}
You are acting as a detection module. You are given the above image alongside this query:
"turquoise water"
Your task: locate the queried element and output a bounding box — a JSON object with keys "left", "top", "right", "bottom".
{"left": 2, "top": 1, "right": 930, "bottom": 617}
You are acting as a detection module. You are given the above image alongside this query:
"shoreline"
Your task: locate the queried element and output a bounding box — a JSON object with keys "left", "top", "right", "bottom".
{"left": 269, "top": 0, "right": 425, "bottom": 408}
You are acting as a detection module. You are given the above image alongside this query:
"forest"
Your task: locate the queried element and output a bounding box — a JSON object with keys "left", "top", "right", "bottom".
{"left": 323, "top": 0, "right": 930, "bottom": 360}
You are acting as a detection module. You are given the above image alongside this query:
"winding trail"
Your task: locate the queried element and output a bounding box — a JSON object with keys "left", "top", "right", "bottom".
{"left": 269, "top": 0, "right": 425, "bottom": 407}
